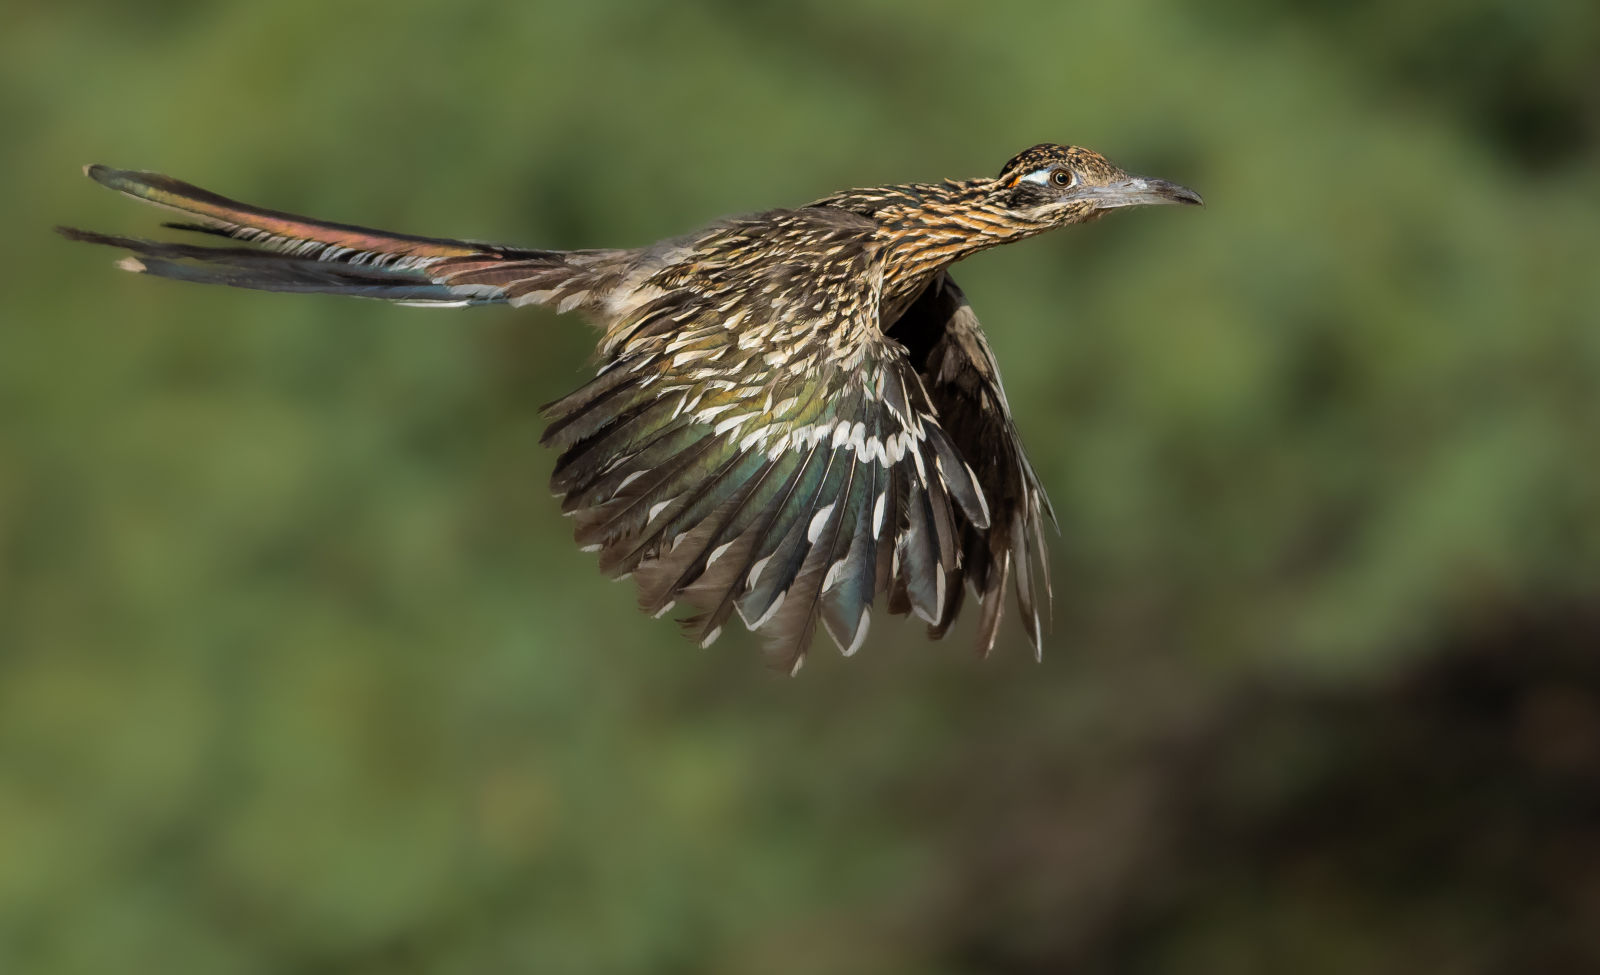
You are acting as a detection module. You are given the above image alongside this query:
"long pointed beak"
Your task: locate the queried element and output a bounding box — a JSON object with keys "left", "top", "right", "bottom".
{"left": 1085, "top": 176, "right": 1204, "bottom": 209}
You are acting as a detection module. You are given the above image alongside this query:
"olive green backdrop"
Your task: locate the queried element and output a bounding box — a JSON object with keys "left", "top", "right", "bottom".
{"left": 5, "top": 2, "right": 1598, "bottom": 972}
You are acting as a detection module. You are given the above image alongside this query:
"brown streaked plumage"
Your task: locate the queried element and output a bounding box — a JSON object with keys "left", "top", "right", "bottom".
{"left": 58, "top": 144, "right": 1202, "bottom": 673}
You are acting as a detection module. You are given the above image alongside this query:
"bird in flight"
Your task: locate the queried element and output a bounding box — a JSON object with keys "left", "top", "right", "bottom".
{"left": 61, "top": 144, "right": 1201, "bottom": 673}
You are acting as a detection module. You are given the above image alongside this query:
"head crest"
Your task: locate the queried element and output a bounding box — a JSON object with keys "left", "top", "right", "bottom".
{"left": 997, "top": 144, "right": 1118, "bottom": 186}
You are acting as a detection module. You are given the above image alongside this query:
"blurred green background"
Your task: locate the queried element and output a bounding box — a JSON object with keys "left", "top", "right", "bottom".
{"left": 5, "top": 1, "right": 1600, "bottom": 972}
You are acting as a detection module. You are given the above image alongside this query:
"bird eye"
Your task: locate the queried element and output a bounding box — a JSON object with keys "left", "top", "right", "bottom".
{"left": 1051, "top": 169, "right": 1074, "bottom": 187}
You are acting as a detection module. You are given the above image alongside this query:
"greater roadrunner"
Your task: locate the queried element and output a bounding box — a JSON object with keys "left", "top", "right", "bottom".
{"left": 60, "top": 144, "right": 1201, "bottom": 672}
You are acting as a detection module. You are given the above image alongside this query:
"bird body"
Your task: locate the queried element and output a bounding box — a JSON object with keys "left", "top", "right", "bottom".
{"left": 61, "top": 144, "right": 1201, "bottom": 672}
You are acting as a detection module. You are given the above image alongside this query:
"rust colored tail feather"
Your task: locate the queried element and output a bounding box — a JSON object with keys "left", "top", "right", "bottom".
{"left": 58, "top": 166, "right": 575, "bottom": 306}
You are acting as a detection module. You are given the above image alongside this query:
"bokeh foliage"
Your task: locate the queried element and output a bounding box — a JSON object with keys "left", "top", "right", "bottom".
{"left": 4, "top": 1, "right": 1598, "bottom": 971}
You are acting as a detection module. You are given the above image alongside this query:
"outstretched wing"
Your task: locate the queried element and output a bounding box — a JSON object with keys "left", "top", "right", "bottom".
{"left": 541, "top": 210, "right": 992, "bottom": 673}
{"left": 887, "top": 273, "right": 1054, "bottom": 657}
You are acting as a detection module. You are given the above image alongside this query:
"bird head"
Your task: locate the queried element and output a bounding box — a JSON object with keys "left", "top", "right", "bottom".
{"left": 991, "top": 144, "right": 1203, "bottom": 225}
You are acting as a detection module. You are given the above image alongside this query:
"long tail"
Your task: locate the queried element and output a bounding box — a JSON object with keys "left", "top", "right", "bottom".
{"left": 58, "top": 165, "right": 589, "bottom": 307}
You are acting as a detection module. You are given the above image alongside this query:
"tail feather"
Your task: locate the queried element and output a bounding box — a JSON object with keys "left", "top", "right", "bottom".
{"left": 82, "top": 165, "right": 509, "bottom": 264}
{"left": 61, "top": 165, "right": 582, "bottom": 306}
{"left": 56, "top": 226, "right": 489, "bottom": 304}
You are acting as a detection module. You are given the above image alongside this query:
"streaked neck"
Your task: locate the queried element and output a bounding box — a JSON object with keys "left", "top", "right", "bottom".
{"left": 875, "top": 179, "right": 1049, "bottom": 295}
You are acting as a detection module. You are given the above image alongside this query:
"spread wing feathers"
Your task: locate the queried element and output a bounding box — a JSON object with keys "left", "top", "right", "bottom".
{"left": 58, "top": 165, "right": 622, "bottom": 308}
{"left": 540, "top": 224, "right": 990, "bottom": 671}
{"left": 889, "top": 273, "right": 1055, "bottom": 658}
